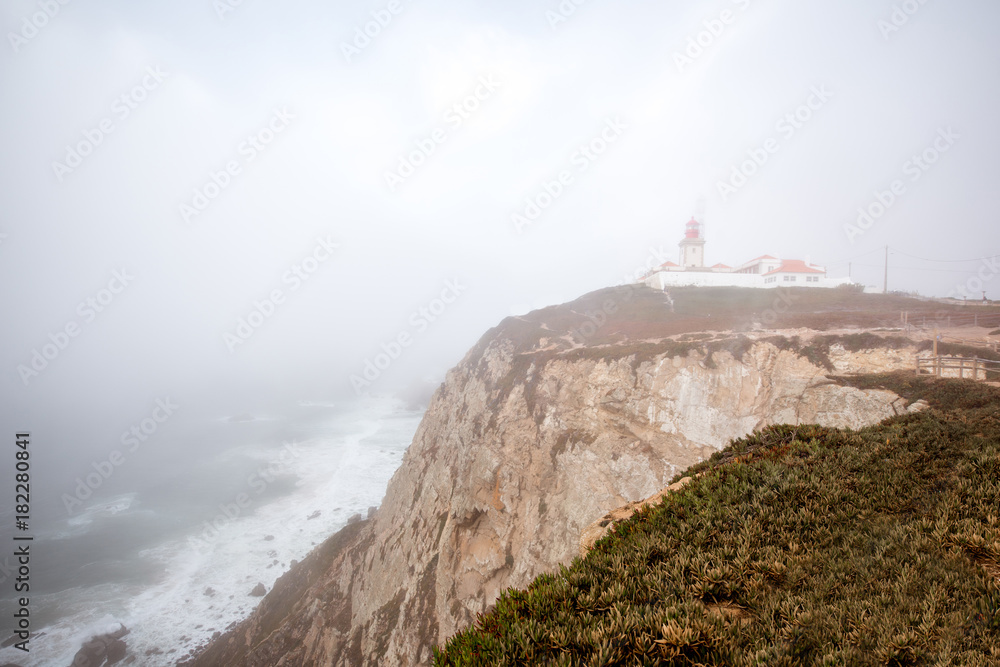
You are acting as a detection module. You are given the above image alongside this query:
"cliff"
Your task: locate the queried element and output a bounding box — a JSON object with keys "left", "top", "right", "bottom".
{"left": 183, "top": 286, "right": 975, "bottom": 666}
{"left": 435, "top": 375, "right": 1000, "bottom": 664}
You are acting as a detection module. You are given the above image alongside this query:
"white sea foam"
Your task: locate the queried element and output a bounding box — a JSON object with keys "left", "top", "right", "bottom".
{"left": 42, "top": 493, "right": 142, "bottom": 541}
{"left": 0, "top": 396, "right": 422, "bottom": 667}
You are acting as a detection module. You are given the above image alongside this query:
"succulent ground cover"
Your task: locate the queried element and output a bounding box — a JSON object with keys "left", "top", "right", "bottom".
{"left": 435, "top": 375, "right": 1000, "bottom": 666}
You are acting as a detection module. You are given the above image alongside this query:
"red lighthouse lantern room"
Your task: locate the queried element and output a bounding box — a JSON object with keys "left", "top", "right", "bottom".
{"left": 685, "top": 218, "right": 701, "bottom": 238}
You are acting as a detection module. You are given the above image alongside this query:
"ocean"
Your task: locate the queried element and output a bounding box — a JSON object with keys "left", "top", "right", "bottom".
{"left": 0, "top": 395, "right": 424, "bottom": 667}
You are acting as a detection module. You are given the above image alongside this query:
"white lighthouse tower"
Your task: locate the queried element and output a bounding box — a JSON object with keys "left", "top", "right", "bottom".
{"left": 678, "top": 217, "right": 706, "bottom": 268}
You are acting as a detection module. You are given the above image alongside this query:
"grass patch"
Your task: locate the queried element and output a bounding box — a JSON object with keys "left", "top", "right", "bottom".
{"left": 435, "top": 377, "right": 1000, "bottom": 666}
{"left": 466, "top": 287, "right": 999, "bottom": 425}
{"left": 477, "top": 286, "right": 1000, "bottom": 358}
{"left": 830, "top": 372, "right": 1000, "bottom": 412}
{"left": 702, "top": 333, "right": 912, "bottom": 372}
{"left": 793, "top": 333, "right": 914, "bottom": 371}
{"left": 916, "top": 341, "right": 1000, "bottom": 364}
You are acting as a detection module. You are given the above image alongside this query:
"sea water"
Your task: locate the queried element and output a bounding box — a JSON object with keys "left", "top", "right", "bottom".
{"left": 0, "top": 395, "right": 423, "bottom": 667}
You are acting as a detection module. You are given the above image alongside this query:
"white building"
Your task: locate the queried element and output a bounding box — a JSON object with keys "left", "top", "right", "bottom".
{"left": 642, "top": 218, "right": 851, "bottom": 290}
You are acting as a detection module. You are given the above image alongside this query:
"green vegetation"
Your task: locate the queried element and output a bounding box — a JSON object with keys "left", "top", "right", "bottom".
{"left": 917, "top": 341, "right": 1000, "bottom": 364}
{"left": 474, "top": 286, "right": 1000, "bottom": 359}
{"left": 435, "top": 376, "right": 1000, "bottom": 666}
{"left": 910, "top": 343, "right": 1000, "bottom": 382}
{"left": 473, "top": 287, "right": 1000, "bottom": 425}
{"left": 533, "top": 332, "right": 913, "bottom": 375}
{"left": 705, "top": 333, "right": 912, "bottom": 372}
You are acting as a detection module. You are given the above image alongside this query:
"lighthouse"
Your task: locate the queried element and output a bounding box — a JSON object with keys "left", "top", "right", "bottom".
{"left": 641, "top": 216, "right": 848, "bottom": 290}
{"left": 679, "top": 217, "right": 706, "bottom": 268}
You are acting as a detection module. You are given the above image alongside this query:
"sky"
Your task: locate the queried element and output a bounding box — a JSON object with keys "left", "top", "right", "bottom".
{"left": 2, "top": 0, "right": 999, "bottom": 474}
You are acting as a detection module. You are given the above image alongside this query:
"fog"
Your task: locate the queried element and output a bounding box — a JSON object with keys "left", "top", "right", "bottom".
{"left": 2, "top": 1, "right": 999, "bottom": 521}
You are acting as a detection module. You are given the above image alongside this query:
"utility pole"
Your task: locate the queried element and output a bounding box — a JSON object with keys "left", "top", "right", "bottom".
{"left": 933, "top": 327, "right": 939, "bottom": 376}
{"left": 883, "top": 246, "right": 888, "bottom": 294}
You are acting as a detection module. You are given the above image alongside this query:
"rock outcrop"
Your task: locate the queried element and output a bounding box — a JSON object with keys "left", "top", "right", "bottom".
{"left": 69, "top": 624, "right": 128, "bottom": 667}
{"left": 185, "top": 286, "right": 932, "bottom": 666}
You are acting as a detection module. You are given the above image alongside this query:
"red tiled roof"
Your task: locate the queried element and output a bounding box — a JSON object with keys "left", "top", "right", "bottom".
{"left": 711, "top": 263, "right": 732, "bottom": 269}
{"left": 657, "top": 261, "right": 680, "bottom": 268}
{"left": 763, "top": 259, "right": 825, "bottom": 276}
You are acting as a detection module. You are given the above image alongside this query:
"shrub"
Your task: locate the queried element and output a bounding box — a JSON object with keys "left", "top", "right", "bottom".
{"left": 435, "top": 377, "right": 1000, "bottom": 666}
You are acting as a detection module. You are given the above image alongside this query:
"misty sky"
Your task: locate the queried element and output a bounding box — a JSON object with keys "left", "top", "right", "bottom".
{"left": 2, "top": 0, "right": 999, "bottom": 471}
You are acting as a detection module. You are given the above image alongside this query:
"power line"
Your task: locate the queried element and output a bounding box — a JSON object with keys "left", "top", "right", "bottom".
{"left": 888, "top": 249, "right": 998, "bottom": 264}
{"left": 850, "top": 263, "right": 983, "bottom": 274}
{"left": 825, "top": 246, "right": 886, "bottom": 268}
{"left": 827, "top": 247, "right": 997, "bottom": 271}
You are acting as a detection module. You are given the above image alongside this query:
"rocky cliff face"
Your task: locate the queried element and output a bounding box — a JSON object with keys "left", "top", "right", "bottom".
{"left": 185, "top": 287, "right": 928, "bottom": 666}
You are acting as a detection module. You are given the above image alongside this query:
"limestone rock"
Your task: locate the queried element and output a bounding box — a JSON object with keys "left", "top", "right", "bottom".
{"left": 186, "top": 296, "right": 925, "bottom": 667}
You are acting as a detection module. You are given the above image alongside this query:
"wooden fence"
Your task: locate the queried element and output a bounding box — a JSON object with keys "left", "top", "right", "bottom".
{"left": 899, "top": 310, "right": 1000, "bottom": 339}
{"left": 916, "top": 356, "right": 1000, "bottom": 382}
